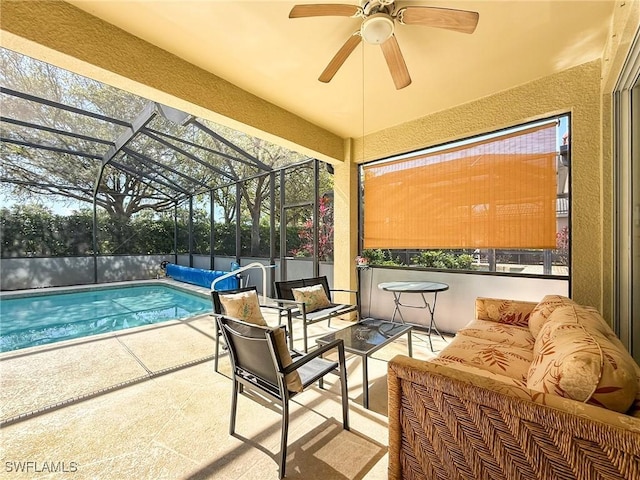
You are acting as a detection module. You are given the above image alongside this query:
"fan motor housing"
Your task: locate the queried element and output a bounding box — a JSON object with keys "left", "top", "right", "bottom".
{"left": 361, "top": 0, "right": 394, "bottom": 13}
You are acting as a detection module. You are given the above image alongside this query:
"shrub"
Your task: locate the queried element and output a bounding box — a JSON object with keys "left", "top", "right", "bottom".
{"left": 360, "top": 249, "right": 405, "bottom": 266}
{"left": 411, "top": 250, "right": 474, "bottom": 270}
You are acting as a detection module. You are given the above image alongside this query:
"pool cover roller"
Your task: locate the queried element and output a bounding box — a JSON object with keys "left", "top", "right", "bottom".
{"left": 165, "top": 263, "right": 239, "bottom": 290}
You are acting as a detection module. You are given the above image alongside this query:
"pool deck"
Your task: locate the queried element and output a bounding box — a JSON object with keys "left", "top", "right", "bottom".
{"left": 0, "top": 279, "right": 446, "bottom": 479}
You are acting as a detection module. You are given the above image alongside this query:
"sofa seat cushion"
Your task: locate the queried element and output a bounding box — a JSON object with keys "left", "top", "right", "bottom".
{"left": 528, "top": 294, "right": 578, "bottom": 338}
{"left": 437, "top": 334, "right": 533, "bottom": 383}
{"left": 527, "top": 305, "right": 638, "bottom": 413}
{"left": 430, "top": 357, "right": 529, "bottom": 390}
{"left": 458, "top": 319, "right": 535, "bottom": 350}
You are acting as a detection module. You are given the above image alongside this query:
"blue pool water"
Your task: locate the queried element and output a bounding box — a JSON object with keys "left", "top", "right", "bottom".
{"left": 0, "top": 285, "right": 212, "bottom": 352}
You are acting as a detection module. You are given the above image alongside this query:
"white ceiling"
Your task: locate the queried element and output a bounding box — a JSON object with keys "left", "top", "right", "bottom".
{"left": 67, "top": 1, "right": 616, "bottom": 138}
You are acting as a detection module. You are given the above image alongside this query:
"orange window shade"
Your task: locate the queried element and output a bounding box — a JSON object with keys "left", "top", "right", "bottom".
{"left": 363, "top": 123, "right": 558, "bottom": 249}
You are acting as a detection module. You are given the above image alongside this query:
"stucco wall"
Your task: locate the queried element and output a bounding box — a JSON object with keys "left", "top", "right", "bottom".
{"left": 0, "top": 255, "right": 171, "bottom": 290}
{"left": 332, "top": 138, "right": 360, "bottom": 302}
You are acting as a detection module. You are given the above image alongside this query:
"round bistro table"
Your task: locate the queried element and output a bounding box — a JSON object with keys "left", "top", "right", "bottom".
{"left": 377, "top": 281, "right": 449, "bottom": 351}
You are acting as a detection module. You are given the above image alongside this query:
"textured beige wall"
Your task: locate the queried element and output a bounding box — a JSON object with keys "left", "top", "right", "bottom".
{"left": 601, "top": 1, "right": 640, "bottom": 94}
{"left": 332, "top": 139, "right": 360, "bottom": 301}
{"left": 0, "top": 0, "right": 344, "bottom": 163}
{"left": 352, "top": 61, "right": 604, "bottom": 312}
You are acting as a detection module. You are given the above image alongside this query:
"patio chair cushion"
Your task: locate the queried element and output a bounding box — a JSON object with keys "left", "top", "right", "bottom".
{"left": 273, "top": 327, "right": 303, "bottom": 392}
{"left": 218, "top": 290, "right": 267, "bottom": 326}
{"left": 291, "top": 284, "right": 331, "bottom": 313}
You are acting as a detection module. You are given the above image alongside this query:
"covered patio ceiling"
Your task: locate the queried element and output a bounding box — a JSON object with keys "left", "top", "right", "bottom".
{"left": 59, "top": 0, "right": 617, "bottom": 139}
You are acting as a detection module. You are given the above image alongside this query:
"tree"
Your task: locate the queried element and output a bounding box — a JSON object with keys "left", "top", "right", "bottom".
{"left": 204, "top": 127, "right": 314, "bottom": 256}
{"left": 1, "top": 49, "right": 175, "bottom": 217}
{"left": 1, "top": 49, "right": 241, "bottom": 218}
{"left": 1, "top": 47, "right": 331, "bottom": 258}
{"left": 290, "top": 195, "right": 334, "bottom": 261}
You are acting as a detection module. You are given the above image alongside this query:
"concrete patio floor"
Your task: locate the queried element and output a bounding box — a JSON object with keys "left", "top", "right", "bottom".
{"left": 1, "top": 283, "right": 446, "bottom": 479}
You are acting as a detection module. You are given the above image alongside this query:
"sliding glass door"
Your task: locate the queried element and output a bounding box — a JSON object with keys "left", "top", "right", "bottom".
{"left": 614, "top": 34, "right": 640, "bottom": 362}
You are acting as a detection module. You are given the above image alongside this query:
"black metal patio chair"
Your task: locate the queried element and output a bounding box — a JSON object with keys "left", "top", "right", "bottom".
{"left": 211, "top": 286, "right": 293, "bottom": 373}
{"left": 274, "top": 276, "right": 359, "bottom": 352}
{"left": 216, "top": 315, "right": 349, "bottom": 479}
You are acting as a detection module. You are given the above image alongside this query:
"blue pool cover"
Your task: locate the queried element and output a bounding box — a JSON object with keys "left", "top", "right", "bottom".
{"left": 165, "top": 263, "right": 239, "bottom": 290}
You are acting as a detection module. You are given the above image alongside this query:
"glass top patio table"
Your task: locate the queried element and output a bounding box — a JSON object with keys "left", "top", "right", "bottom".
{"left": 317, "top": 318, "right": 411, "bottom": 355}
{"left": 316, "top": 318, "right": 412, "bottom": 409}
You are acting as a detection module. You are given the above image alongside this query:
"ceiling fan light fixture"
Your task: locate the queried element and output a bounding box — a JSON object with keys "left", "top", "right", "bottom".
{"left": 361, "top": 13, "right": 394, "bottom": 44}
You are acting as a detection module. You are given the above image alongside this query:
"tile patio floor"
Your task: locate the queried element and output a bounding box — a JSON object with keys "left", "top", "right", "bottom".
{"left": 0, "top": 281, "right": 448, "bottom": 479}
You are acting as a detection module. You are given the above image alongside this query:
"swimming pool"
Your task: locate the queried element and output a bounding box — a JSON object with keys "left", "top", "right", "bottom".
{"left": 0, "top": 284, "right": 212, "bottom": 352}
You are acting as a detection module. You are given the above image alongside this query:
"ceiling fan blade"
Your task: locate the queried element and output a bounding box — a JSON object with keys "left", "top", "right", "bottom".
{"left": 398, "top": 6, "right": 479, "bottom": 34}
{"left": 380, "top": 35, "right": 411, "bottom": 90}
{"left": 289, "top": 4, "right": 361, "bottom": 18}
{"left": 319, "top": 33, "right": 362, "bottom": 83}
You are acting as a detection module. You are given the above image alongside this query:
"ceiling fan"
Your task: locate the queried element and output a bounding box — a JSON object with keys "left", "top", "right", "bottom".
{"left": 289, "top": 0, "right": 479, "bottom": 89}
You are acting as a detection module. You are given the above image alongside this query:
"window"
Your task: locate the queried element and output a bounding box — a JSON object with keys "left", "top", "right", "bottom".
{"left": 360, "top": 116, "right": 570, "bottom": 276}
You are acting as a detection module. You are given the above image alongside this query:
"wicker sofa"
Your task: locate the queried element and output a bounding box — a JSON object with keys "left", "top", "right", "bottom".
{"left": 388, "top": 295, "right": 640, "bottom": 480}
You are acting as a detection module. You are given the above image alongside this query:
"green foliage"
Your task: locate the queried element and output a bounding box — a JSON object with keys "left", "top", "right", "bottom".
{"left": 410, "top": 251, "right": 475, "bottom": 270}
{"left": 134, "top": 216, "right": 177, "bottom": 254}
{"left": 1, "top": 205, "right": 93, "bottom": 256}
{"left": 360, "top": 249, "right": 405, "bottom": 266}
{"left": 1, "top": 47, "right": 332, "bottom": 261}
{"left": 0, "top": 205, "right": 304, "bottom": 258}
{"left": 290, "top": 196, "right": 334, "bottom": 261}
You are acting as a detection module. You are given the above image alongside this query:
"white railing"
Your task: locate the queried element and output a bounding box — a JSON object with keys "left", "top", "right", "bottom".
{"left": 210, "top": 262, "right": 273, "bottom": 304}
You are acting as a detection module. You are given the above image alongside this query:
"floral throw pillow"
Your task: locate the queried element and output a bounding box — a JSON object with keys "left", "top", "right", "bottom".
{"left": 292, "top": 284, "right": 331, "bottom": 313}
{"left": 528, "top": 295, "right": 577, "bottom": 338}
{"left": 475, "top": 298, "right": 536, "bottom": 327}
{"left": 219, "top": 291, "right": 267, "bottom": 326}
{"left": 527, "top": 305, "right": 637, "bottom": 413}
